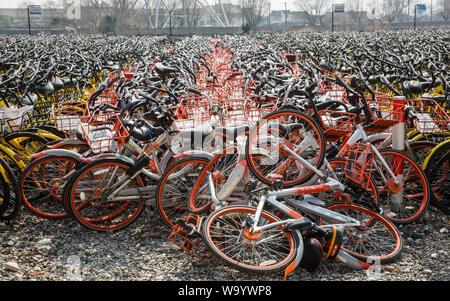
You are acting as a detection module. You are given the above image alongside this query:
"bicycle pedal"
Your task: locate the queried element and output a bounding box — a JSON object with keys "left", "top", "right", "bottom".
{"left": 174, "top": 217, "right": 202, "bottom": 237}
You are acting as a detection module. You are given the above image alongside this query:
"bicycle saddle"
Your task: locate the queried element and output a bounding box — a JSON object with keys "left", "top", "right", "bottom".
{"left": 130, "top": 124, "right": 164, "bottom": 142}
{"left": 37, "top": 81, "right": 55, "bottom": 96}
{"left": 52, "top": 77, "right": 64, "bottom": 90}
{"left": 76, "top": 126, "right": 87, "bottom": 143}
{"left": 20, "top": 93, "right": 38, "bottom": 105}
{"left": 154, "top": 63, "right": 178, "bottom": 76}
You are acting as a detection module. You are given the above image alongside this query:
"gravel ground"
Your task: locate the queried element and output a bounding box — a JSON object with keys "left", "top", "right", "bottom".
{"left": 1, "top": 204, "right": 448, "bottom": 282}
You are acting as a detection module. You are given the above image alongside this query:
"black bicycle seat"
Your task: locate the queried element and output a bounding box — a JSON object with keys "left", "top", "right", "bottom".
{"left": 154, "top": 63, "right": 178, "bottom": 76}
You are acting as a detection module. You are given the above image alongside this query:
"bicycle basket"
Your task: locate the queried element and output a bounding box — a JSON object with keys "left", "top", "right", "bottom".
{"left": 364, "top": 94, "right": 405, "bottom": 133}
{"left": 318, "top": 110, "right": 357, "bottom": 142}
{"left": 344, "top": 143, "right": 374, "bottom": 189}
{"left": 52, "top": 101, "right": 90, "bottom": 137}
{"left": 79, "top": 113, "right": 128, "bottom": 154}
{"left": 0, "top": 106, "right": 33, "bottom": 134}
{"left": 407, "top": 99, "right": 450, "bottom": 134}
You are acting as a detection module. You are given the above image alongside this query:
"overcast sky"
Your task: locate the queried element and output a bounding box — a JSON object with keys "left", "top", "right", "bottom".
{"left": 0, "top": 0, "right": 299, "bottom": 11}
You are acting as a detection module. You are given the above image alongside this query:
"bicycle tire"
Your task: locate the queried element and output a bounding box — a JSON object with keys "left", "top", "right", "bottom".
{"left": 188, "top": 145, "right": 241, "bottom": 215}
{"left": 0, "top": 157, "right": 20, "bottom": 221}
{"left": 322, "top": 203, "right": 403, "bottom": 264}
{"left": 202, "top": 205, "right": 297, "bottom": 274}
{"left": 156, "top": 156, "right": 209, "bottom": 230}
{"left": 374, "top": 149, "right": 431, "bottom": 224}
{"left": 19, "top": 155, "right": 79, "bottom": 219}
{"left": 65, "top": 158, "right": 145, "bottom": 231}
{"left": 245, "top": 109, "right": 326, "bottom": 187}
{"left": 426, "top": 150, "right": 450, "bottom": 215}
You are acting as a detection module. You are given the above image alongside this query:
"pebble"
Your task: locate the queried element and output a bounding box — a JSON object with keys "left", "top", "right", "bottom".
{"left": 439, "top": 227, "right": 448, "bottom": 233}
{"left": 0, "top": 191, "right": 448, "bottom": 281}
{"left": 4, "top": 261, "right": 20, "bottom": 272}
{"left": 35, "top": 238, "right": 52, "bottom": 248}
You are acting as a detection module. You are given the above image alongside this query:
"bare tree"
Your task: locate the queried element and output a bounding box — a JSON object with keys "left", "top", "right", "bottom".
{"left": 346, "top": 0, "right": 366, "bottom": 30}
{"left": 181, "top": 0, "right": 202, "bottom": 28}
{"left": 438, "top": 0, "right": 450, "bottom": 21}
{"left": 79, "top": 0, "right": 112, "bottom": 32}
{"left": 382, "top": 0, "right": 408, "bottom": 23}
{"left": 295, "top": 0, "right": 330, "bottom": 27}
{"left": 111, "top": 0, "right": 140, "bottom": 31}
{"left": 240, "top": 0, "right": 269, "bottom": 29}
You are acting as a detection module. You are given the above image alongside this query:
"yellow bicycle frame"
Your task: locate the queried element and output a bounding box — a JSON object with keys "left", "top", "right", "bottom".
{"left": 0, "top": 143, "right": 26, "bottom": 171}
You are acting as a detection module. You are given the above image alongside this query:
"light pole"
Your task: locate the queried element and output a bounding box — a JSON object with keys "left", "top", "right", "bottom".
{"left": 431, "top": 0, "right": 433, "bottom": 22}
{"left": 169, "top": 9, "right": 173, "bottom": 36}
{"left": 414, "top": 4, "right": 417, "bottom": 30}
{"left": 332, "top": 6, "right": 335, "bottom": 32}
{"left": 284, "top": 2, "right": 287, "bottom": 31}
{"left": 27, "top": 6, "right": 32, "bottom": 36}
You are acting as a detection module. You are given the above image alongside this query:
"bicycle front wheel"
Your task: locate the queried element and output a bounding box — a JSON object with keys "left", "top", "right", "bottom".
{"left": 189, "top": 145, "right": 241, "bottom": 215}
{"left": 156, "top": 156, "right": 210, "bottom": 230}
{"left": 65, "top": 158, "right": 145, "bottom": 231}
{"left": 322, "top": 203, "right": 403, "bottom": 264}
{"left": 19, "top": 155, "right": 78, "bottom": 219}
{"left": 373, "top": 149, "right": 431, "bottom": 224}
{"left": 202, "top": 205, "right": 297, "bottom": 274}
{"left": 245, "top": 109, "right": 326, "bottom": 187}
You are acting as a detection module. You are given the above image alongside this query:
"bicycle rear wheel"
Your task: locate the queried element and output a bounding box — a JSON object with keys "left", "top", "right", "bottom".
{"left": 156, "top": 156, "right": 210, "bottom": 230}
{"left": 66, "top": 158, "right": 145, "bottom": 231}
{"left": 202, "top": 205, "right": 297, "bottom": 274}
{"left": 0, "top": 157, "right": 20, "bottom": 221}
{"left": 427, "top": 151, "right": 450, "bottom": 214}
{"left": 321, "top": 203, "right": 403, "bottom": 264}
{"left": 189, "top": 145, "right": 241, "bottom": 215}
{"left": 19, "top": 155, "right": 78, "bottom": 219}
{"left": 373, "top": 149, "right": 430, "bottom": 224}
{"left": 245, "top": 109, "right": 326, "bottom": 187}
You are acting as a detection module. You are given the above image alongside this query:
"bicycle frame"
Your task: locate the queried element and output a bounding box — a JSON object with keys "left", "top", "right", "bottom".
{"left": 337, "top": 123, "right": 401, "bottom": 186}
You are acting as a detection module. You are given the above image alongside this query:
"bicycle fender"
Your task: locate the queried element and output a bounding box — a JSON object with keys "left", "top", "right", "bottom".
{"left": 174, "top": 150, "right": 214, "bottom": 160}
{"left": 32, "top": 149, "right": 84, "bottom": 161}
{"left": 81, "top": 153, "right": 136, "bottom": 166}
{"left": 283, "top": 229, "right": 303, "bottom": 280}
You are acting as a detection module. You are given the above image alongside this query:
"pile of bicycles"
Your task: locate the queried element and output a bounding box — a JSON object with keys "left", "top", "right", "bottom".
{"left": 1, "top": 31, "right": 448, "bottom": 280}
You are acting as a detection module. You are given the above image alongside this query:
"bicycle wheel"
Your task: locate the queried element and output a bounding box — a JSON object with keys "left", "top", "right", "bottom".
{"left": 373, "top": 149, "right": 431, "bottom": 224}
{"left": 156, "top": 157, "right": 209, "bottom": 230}
{"left": 189, "top": 145, "right": 241, "bottom": 215}
{"left": 427, "top": 151, "right": 450, "bottom": 214}
{"left": 245, "top": 109, "right": 326, "bottom": 187}
{"left": 0, "top": 157, "right": 20, "bottom": 221}
{"left": 423, "top": 140, "right": 450, "bottom": 174}
{"left": 202, "top": 205, "right": 297, "bottom": 274}
{"left": 19, "top": 155, "right": 78, "bottom": 219}
{"left": 321, "top": 203, "right": 403, "bottom": 264}
{"left": 66, "top": 158, "right": 145, "bottom": 231}
{"left": 408, "top": 141, "right": 437, "bottom": 169}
